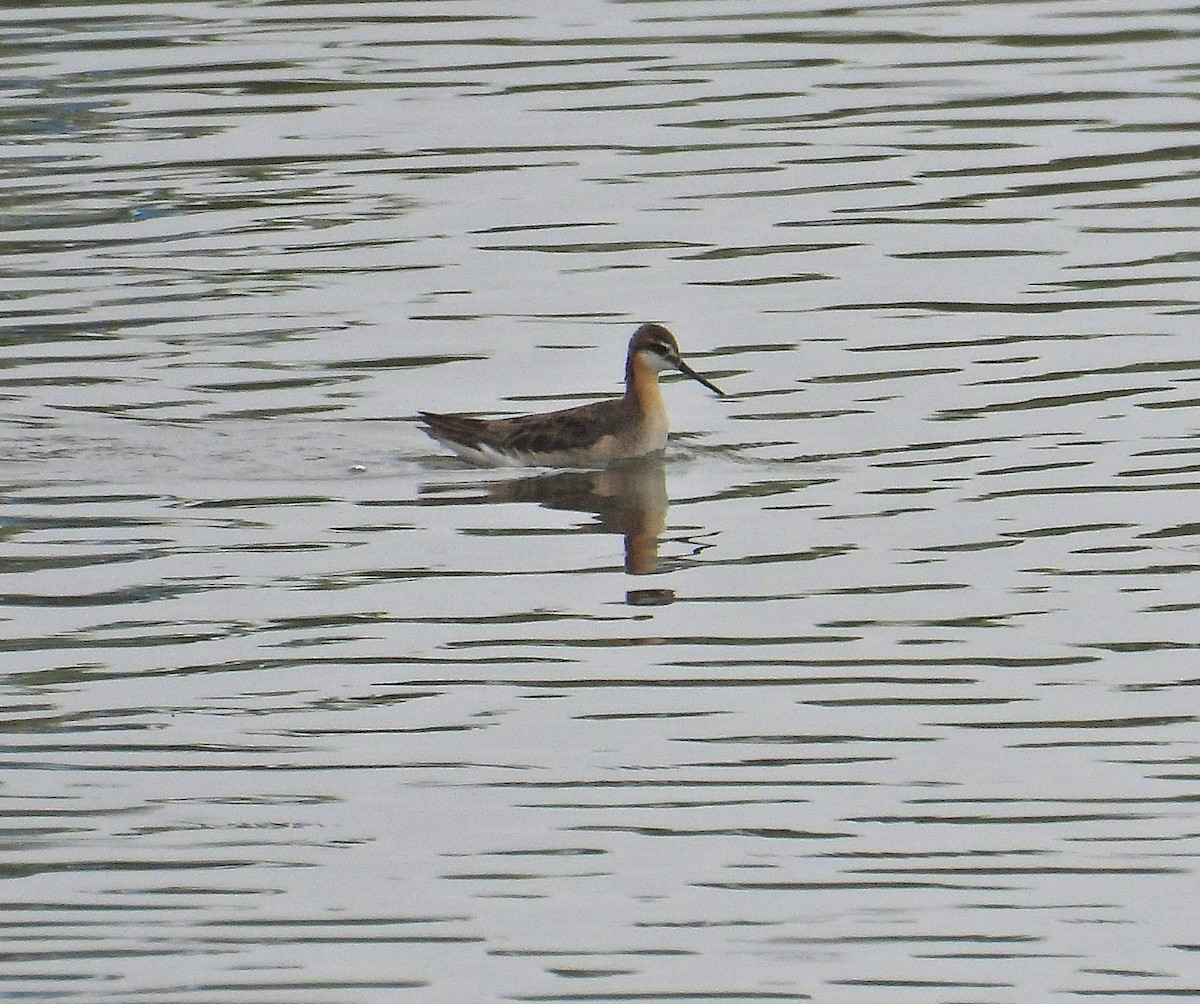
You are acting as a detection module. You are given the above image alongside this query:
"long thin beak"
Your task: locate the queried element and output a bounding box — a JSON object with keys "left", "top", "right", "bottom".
{"left": 676, "top": 358, "right": 726, "bottom": 397}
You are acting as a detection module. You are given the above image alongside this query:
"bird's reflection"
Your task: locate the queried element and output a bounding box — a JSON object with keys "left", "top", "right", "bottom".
{"left": 485, "top": 458, "right": 669, "bottom": 582}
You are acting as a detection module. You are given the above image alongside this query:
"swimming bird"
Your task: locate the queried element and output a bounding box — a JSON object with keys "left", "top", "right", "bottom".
{"left": 418, "top": 322, "right": 725, "bottom": 467}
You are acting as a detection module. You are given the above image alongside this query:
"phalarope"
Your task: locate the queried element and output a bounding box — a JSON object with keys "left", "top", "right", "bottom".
{"left": 419, "top": 323, "right": 725, "bottom": 467}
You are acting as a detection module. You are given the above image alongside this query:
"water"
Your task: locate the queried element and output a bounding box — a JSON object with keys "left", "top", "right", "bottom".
{"left": 2, "top": 1, "right": 1197, "bottom": 1001}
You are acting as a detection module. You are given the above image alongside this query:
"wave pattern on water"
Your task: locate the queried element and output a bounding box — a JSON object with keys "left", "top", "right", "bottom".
{"left": 1, "top": 1, "right": 1198, "bottom": 1002}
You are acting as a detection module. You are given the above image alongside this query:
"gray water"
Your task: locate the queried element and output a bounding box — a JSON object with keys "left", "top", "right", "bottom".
{"left": 2, "top": 2, "right": 1198, "bottom": 1001}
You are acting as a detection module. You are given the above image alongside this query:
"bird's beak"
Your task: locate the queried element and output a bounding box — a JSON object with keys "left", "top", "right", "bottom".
{"left": 676, "top": 358, "right": 726, "bottom": 397}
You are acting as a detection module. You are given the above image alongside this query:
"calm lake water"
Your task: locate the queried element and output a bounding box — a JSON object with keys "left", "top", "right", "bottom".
{"left": 2, "top": 1, "right": 1197, "bottom": 1001}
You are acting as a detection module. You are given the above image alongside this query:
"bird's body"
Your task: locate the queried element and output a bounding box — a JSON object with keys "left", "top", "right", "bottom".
{"left": 419, "top": 323, "right": 724, "bottom": 468}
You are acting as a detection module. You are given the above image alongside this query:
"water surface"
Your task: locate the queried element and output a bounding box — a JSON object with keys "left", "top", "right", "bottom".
{"left": 1, "top": 2, "right": 1198, "bottom": 1002}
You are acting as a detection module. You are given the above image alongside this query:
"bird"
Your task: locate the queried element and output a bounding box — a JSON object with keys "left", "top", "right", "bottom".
{"left": 418, "top": 322, "right": 725, "bottom": 467}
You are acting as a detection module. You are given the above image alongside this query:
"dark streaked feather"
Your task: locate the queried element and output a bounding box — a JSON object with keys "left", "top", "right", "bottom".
{"left": 419, "top": 397, "right": 630, "bottom": 455}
